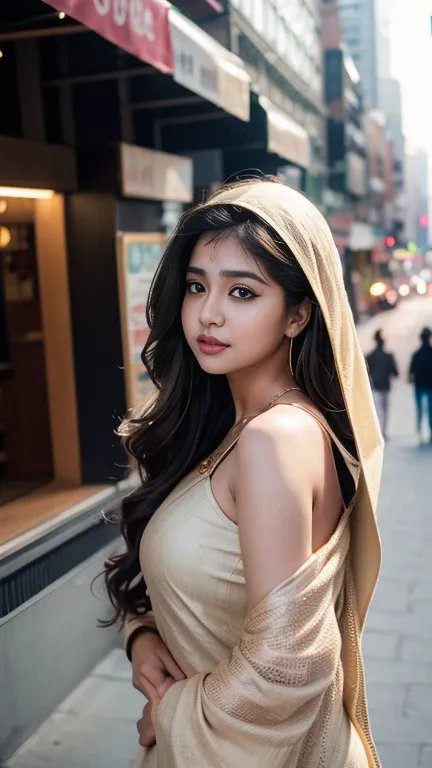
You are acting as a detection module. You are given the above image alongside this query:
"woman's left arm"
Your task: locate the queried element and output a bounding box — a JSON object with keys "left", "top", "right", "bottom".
{"left": 151, "top": 412, "right": 342, "bottom": 767}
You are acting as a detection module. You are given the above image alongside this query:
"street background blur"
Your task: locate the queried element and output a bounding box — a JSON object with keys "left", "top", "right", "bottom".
{"left": 0, "top": 1, "right": 431, "bottom": 767}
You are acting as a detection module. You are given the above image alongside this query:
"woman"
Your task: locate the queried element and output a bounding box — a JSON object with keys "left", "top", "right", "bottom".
{"left": 104, "top": 178, "right": 383, "bottom": 768}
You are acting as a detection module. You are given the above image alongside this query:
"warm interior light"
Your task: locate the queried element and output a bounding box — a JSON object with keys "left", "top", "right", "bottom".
{"left": 0, "top": 226, "right": 12, "bottom": 248}
{"left": 0, "top": 186, "right": 55, "bottom": 199}
{"left": 58, "top": 11, "right": 66, "bottom": 19}
{"left": 0, "top": 200, "right": 7, "bottom": 214}
{"left": 0, "top": 51, "right": 3, "bottom": 59}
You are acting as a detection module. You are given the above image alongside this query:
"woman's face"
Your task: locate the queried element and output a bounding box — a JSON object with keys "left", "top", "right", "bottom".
{"left": 181, "top": 234, "right": 293, "bottom": 377}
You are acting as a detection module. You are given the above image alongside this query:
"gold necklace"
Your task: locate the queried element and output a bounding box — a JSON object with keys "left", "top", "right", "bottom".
{"left": 198, "top": 386, "right": 302, "bottom": 475}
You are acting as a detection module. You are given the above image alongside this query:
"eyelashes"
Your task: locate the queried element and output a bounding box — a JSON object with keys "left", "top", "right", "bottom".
{"left": 186, "top": 281, "right": 257, "bottom": 301}
{"left": 230, "top": 286, "right": 256, "bottom": 300}
{"left": 186, "top": 281, "right": 205, "bottom": 295}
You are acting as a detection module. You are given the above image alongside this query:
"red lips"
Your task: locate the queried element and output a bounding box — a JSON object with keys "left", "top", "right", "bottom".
{"left": 196, "top": 334, "right": 229, "bottom": 355}
{"left": 196, "top": 334, "right": 228, "bottom": 346}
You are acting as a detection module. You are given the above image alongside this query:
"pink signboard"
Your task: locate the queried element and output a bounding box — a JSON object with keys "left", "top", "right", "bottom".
{"left": 44, "top": 0, "right": 173, "bottom": 74}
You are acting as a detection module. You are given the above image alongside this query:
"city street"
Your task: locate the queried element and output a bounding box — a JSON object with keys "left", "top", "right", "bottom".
{"left": 357, "top": 295, "right": 432, "bottom": 768}
{"left": 0, "top": 0, "right": 430, "bottom": 765}
{"left": 5, "top": 297, "right": 432, "bottom": 768}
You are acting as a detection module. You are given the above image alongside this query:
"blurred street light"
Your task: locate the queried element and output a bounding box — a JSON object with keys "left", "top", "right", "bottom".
{"left": 370, "top": 282, "right": 387, "bottom": 297}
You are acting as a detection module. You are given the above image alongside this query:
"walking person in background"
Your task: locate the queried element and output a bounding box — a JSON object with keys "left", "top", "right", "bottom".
{"left": 366, "top": 329, "right": 399, "bottom": 440}
{"left": 409, "top": 327, "right": 432, "bottom": 444}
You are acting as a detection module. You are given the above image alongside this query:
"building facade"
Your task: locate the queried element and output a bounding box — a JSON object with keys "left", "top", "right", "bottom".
{"left": 336, "top": 0, "right": 379, "bottom": 108}
{"left": 0, "top": 0, "right": 330, "bottom": 759}
{"left": 0, "top": 0, "right": 254, "bottom": 759}
{"left": 365, "top": 109, "right": 388, "bottom": 231}
{"left": 379, "top": 78, "right": 405, "bottom": 234}
{"left": 325, "top": 49, "right": 368, "bottom": 202}
{"left": 405, "top": 149, "right": 429, "bottom": 251}
{"left": 227, "top": 0, "right": 326, "bottom": 205}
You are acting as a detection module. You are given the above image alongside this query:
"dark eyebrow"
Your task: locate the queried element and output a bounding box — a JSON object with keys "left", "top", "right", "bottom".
{"left": 187, "top": 265, "right": 268, "bottom": 286}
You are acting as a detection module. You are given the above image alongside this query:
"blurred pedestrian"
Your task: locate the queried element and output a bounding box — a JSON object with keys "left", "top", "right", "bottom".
{"left": 409, "top": 327, "right": 432, "bottom": 443}
{"left": 366, "top": 329, "right": 399, "bottom": 440}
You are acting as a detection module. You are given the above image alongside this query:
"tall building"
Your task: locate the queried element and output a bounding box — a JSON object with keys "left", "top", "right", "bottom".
{"left": 337, "top": 0, "right": 379, "bottom": 108}
{"left": 379, "top": 80, "right": 404, "bottom": 166}
{"left": 365, "top": 109, "right": 388, "bottom": 230}
{"left": 405, "top": 149, "right": 429, "bottom": 250}
{"left": 379, "top": 78, "right": 405, "bottom": 231}
{"left": 324, "top": 48, "right": 368, "bottom": 202}
{"left": 376, "top": 0, "right": 391, "bottom": 81}
{"left": 227, "top": 0, "right": 326, "bottom": 205}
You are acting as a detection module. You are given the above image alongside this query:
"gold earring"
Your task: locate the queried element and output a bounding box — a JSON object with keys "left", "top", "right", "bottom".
{"left": 289, "top": 337, "right": 295, "bottom": 379}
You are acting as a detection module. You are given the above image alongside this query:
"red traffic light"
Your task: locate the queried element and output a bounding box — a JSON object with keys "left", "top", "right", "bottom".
{"left": 385, "top": 236, "right": 396, "bottom": 248}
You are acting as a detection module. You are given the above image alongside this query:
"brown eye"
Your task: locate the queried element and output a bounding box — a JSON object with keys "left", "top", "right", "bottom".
{"left": 230, "top": 286, "right": 256, "bottom": 300}
{"left": 187, "top": 281, "right": 205, "bottom": 294}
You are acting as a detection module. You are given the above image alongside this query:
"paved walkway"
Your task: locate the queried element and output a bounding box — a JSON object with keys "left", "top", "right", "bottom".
{"left": 354, "top": 298, "right": 432, "bottom": 768}
{"left": 6, "top": 301, "right": 432, "bottom": 768}
{"left": 361, "top": 385, "right": 432, "bottom": 768}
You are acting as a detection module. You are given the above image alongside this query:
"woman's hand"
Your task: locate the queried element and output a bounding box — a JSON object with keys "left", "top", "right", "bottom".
{"left": 131, "top": 630, "right": 186, "bottom": 703}
{"left": 134, "top": 636, "right": 183, "bottom": 749}
{"left": 137, "top": 702, "right": 156, "bottom": 747}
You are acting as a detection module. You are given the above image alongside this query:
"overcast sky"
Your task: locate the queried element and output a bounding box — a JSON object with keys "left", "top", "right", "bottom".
{"left": 389, "top": 0, "right": 432, "bottom": 156}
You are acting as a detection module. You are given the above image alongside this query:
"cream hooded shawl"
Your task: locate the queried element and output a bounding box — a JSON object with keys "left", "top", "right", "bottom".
{"left": 126, "top": 180, "right": 384, "bottom": 768}
{"left": 206, "top": 181, "right": 384, "bottom": 628}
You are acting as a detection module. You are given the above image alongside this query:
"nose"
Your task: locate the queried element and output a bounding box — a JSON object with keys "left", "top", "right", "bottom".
{"left": 198, "top": 292, "right": 224, "bottom": 328}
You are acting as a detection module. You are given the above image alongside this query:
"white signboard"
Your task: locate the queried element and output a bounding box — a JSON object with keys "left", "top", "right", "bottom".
{"left": 120, "top": 143, "right": 193, "bottom": 202}
{"left": 169, "top": 8, "right": 250, "bottom": 122}
{"left": 260, "top": 95, "right": 309, "bottom": 168}
{"left": 170, "top": 10, "right": 219, "bottom": 105}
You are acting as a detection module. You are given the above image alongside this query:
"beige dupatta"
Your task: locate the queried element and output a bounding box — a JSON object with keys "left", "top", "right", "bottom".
{"left": 131, "top": 181, "right": 384, "bottom": 768}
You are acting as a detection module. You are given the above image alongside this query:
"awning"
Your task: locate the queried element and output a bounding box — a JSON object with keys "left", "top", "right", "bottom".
{"left": 168, "top": 7, "right": 250, "bottom": 122}
{"left": 259, "top": 95, "right": 309, "bottom": 169}
{"left": 174, "top": 0, "right": 223, "bottom": 15}
{"left": 120, "top": 143, "right": 193, "bottom": 202}
{"left": 43, "top": 0, "right": 173, "bottom": 74}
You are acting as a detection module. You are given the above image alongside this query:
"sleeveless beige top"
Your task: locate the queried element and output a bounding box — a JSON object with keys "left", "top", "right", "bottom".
{"left": 131, "top": 404, "right": 379, "bottom": 768}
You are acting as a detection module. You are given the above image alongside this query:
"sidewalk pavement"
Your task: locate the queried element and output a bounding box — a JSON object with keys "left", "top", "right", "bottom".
{"left": 5, "top": 384, "right": 432, "bottom": 768}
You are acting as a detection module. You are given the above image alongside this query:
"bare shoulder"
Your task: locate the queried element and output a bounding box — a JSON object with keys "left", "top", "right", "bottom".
{"left": 237, "top": 403, "right": 327, "bottom": 459}
{"left": 232, "top": 404, "right": 330, "bottom": 502}
{"left": 233, "top": 405, "right": 328, "bottom": 607}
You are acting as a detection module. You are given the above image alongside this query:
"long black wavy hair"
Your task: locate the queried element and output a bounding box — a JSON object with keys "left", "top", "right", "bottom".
{"left": 103, "top": 178, "right": 357, "bottom": 625}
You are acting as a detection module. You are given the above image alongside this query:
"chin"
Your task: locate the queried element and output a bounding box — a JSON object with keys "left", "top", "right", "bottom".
{"left": 193, "top": 349, "right": 236, "bottom": 375}
{"left": 195, "top": 356, "right": 230, "bottom": 375}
